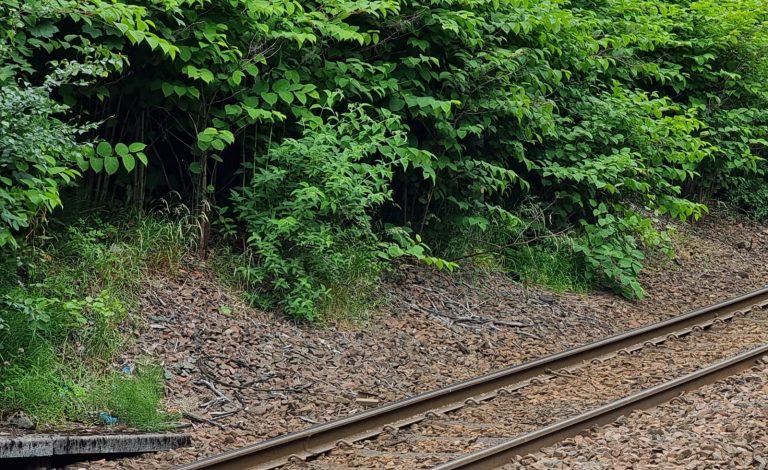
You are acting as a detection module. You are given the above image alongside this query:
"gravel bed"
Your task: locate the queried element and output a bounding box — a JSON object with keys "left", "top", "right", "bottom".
{"left": 56, "top": 213, "right": 768, "bottom": 469}
{"left": 287, "top": 310, "right": 768, "bottom": 468}
{"left": 505, "top": 362, "right": 768, "bottom": 469}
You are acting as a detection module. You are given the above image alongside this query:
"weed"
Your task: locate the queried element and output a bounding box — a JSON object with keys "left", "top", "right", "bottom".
{"left": 507, "top": 241, "right": 592, "bottom": 293}
{"left": 727, "top": 175, "right": 768, "bottom": 220}
{"left": 315, "top": 248, "right": 387, "bottom": 326}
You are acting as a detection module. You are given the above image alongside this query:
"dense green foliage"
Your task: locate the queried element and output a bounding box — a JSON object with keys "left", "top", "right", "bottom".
{"left": 0, "top": 84, "right": 86, "bottom": 248}
{"left": 1, "top": 0, "right": 767, "bottom": 307}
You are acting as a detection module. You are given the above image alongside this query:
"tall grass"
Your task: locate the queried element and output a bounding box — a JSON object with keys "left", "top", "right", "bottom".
{"left": 506, "top": 240, "right": 592, "bottom": 293}
{"left": 212, "top": 243, "right": 386, "bottom": 326}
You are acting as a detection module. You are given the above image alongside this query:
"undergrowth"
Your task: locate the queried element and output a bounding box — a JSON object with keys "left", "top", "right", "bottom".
{"left": 507, "top": 242, "right": 592, "bottom": 294}
{"left": 0, "top": 209, "right": 193, "bottom": 429}
{"left": 211, "top": 243, "right": 386, "bottom": 326}
{"left": 431, "top": 207, "right": 594, "bottom": 294}
{"left": 727, "top": 173, "right": 768, "bottom": 221}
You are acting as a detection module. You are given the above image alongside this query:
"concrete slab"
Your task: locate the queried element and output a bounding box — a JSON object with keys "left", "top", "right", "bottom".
{"left": 53, "top": 433, "right": 190, "bottom": 455}
{"left": 0, "top": 436, "right": 54, "bottom": 458}
{"left": 0, "top": 433, "right": 190, "bottom": 459}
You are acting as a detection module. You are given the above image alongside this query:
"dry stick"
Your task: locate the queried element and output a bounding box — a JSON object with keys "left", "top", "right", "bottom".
{"left": 410, "top": 301, "right": 472, "bottom": 353}
{"left": 419, "top": 285, "right": 535, "bottom": 330}
{"left": 197, "top": 379, "right": 231, "bottom": 403}
{"left": 447, "top": 228, "right": 572, "bottom": 263}
{"left": 183, "top": 411, "right": 226, "bottom": 430}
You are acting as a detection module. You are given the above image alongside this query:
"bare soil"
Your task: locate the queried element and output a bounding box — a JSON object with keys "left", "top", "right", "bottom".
{"left": 67, "top": 213, "right": 768, "bottom": 469}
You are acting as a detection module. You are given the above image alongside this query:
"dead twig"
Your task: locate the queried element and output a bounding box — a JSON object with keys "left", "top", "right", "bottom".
{"left": 183, "top": 411, "right": 226, "bottom": 429}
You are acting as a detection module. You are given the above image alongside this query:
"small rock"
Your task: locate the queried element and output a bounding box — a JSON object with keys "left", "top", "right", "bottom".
{"left": 5, "top": 411, "right": 34, "bottom": 430}
{"left": 355, "top": 397, "right": 380, "bottom": 408}
{"left": 538, "top": 294, "right": 556, "bottom": 304}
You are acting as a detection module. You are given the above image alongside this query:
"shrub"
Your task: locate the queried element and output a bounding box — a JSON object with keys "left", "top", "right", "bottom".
{"left": 0, "top": 84, "right": 87, "bottom": 247}
{"left": 222, "top": 106, "right": 414, "bottom": 320}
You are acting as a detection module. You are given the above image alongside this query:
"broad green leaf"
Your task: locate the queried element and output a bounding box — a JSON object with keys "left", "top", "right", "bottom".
{"left": 272, "top": 79, "right": 290, "bottom": 92}
{"left": 104, "top": 156, "right": 119, "bottom": 175}
{"left": 278, "top": 91, "right": 293, "bottom": 104}
{"left": 261, "top": 92, "right": 278, "bottom": 106}
{"left": 122, "top": 154, "right": 136, "bottom": 172}
{"left": 96, "top": 142, "right": 112, "bottom": 157}
{"left": 76, "top": 156, "right": 89, "bottom": 172}
{"left": 90, "top": 157, "right": 104, "bottom": 173}
{"left": 115, "top": 143, "right": 129, "bottom": 156}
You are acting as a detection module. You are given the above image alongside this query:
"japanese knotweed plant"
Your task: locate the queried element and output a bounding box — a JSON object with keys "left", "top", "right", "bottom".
{"left": 223, "top": 106, "right": 442, "bottom": 320}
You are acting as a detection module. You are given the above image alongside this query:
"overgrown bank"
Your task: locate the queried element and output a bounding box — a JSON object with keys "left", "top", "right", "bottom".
{"left": 0, "top": 212, "right": 192, "bottom": 429}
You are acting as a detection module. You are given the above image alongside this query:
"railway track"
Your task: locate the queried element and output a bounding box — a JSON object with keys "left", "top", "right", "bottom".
{"left": 177, "top": 287, "right": 768, "bottom": 470}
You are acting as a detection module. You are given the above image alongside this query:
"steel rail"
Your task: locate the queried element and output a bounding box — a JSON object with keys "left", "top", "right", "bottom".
{"left": 434, "top": 343, "right": 768, "bottom": 469}
{"left": 176, "top": 286, "right": 768, "bottom": 470}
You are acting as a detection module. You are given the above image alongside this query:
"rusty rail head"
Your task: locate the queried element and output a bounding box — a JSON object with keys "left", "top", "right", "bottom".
{"left": 176, "top": 286, "right": 768, "bottom": 470}
{"left": 433, "top": 344, "right": 768, "bottom": 469}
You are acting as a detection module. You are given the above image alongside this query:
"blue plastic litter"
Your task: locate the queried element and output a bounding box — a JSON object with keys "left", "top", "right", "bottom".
{"left": 121, "top": 363, "right": 135, "bottom": 375}
{"left": 99, "top": 412, "right": 118, "bottom": 426}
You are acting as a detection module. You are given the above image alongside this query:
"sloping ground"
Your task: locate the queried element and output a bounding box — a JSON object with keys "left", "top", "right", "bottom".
{"left": 87, "top": 213, "right": 768, "bottom": 469}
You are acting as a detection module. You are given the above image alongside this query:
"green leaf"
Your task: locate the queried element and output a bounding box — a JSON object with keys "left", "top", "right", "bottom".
{"left": 76, "top": 156, "right": 89, "bottom": 172}
{"left": 189, "top": 162, "right": 202, "bottom": 174}
{"left": 122, "top": 154, "right": 136, "bottom": 172}
{"left": 115, "top": 143, "right": 129, "bottom": 156}
{"left": 90, "top": 157, "right": 104, "bottom": 173}
{"left": 199, "top": 68, "right": 214, "bottom": 84}
{"left": 96, "top": 142, "right": 112, "bottom": 157}
{"left": 261, "top": 92, "right": 278, "bottom": 106}
{"left": 231, "top": 70, "right": 244, "bottom": 86}
{"left": 225, "top": 104, "right": 242, "bottom": 116}
{"left": 272, "top": 79, "right": 290, "bottom": 92}
{"left": 389, "top": 96, "right": 405, "bottom": 112}
{"left": 104, "top": 156, "right": 119, "bottom": 175}
{"left": 129, "top": 142, "right": 146, "bottom": 152}
{"left": 278, "top": 91, "right": 293, "bottom": 104}
{"left": 161, "top": 82, "right": 174, "bottom": 97}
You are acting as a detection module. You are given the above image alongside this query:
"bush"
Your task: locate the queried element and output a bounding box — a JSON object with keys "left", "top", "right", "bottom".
{"left": 2, "top": 0, "right": 768, "bottom": 305}
{"left": 222, "top": 107, "right": 414, "bottom": 320}
{"left": 508, "top": 241, "right": 592, "bottom": 294}
{"left": 0, "top": 84, "right": 87, "bottom": 247}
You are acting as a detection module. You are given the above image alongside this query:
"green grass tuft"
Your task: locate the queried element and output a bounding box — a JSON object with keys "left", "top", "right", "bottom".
{"left": 102, "top": 365, "right": 178, "bottom": 430}
{"left": 506, "top": 241, "right": 592, "bottom": 293}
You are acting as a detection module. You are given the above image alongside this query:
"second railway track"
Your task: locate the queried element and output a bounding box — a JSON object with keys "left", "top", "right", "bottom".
{"left": 177, "top": 286, "right": 768, "bottom": 470}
